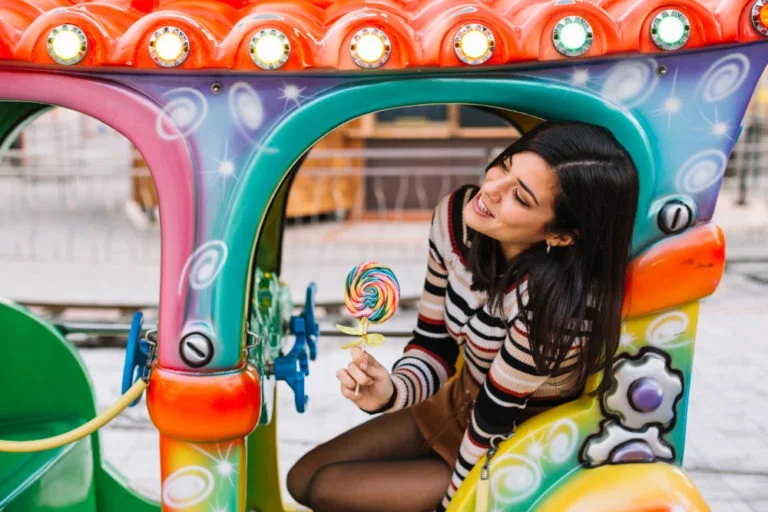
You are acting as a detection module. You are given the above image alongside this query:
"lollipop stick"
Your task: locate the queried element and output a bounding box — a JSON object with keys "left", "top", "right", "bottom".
{"left": 354, "top": 318, "right": 368, "bottom": 397}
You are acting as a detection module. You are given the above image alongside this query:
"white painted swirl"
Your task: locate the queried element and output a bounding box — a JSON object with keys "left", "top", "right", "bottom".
{"left": 162, "top": 465, "right": 215, "bottom": 507}
{"left": 178, "top": 240, "right": 229, "bottom": 294}
{"left": 601, "top": 59, "right": 659, "bottom": 109}
{"left": 490, "top": 453, "right": 542, "bottom": 505}
{"left": 676, "top": 149, "right": 728, "bottom": 194}
{"left": 646, "top": 310, "right": 690, "bottom": 349}
{"left": 544, "top": 419, "right": 579, "bottom": 464}
{"left": 696, "top": 53, "right": 750, "bottom": 103}
{"left": 229, "top": 81, "right": 265, "bottom": 133}
{"left": 156, "top": 87, "right": 208, "bottom": 140}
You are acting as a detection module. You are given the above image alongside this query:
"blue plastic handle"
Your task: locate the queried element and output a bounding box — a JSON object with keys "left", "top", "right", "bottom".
{"left": 274, "top": 316, "right": 310, "bottom": 413}
{"left": 121, "top": 312, "right": 149, "bottom": 407}
{"left": 303, "top": 282, "right": 319, "bottom": 361}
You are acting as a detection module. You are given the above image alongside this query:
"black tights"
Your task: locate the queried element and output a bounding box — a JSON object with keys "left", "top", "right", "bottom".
{"left": 287, "top": 408, "right": 451, "bottom": 512}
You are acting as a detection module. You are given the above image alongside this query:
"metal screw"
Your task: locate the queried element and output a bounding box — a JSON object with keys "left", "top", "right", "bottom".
{"left": 656, "top": 64, "right": 668, "bottom": 76}
{"left": 180, "top": 332, "right": 214, "bottom": 367}
{"left": 210, "top": 82, "right": 224, "bottom": 95}
{"left": 658, "top": 200, "right": 692, "bottom": 234}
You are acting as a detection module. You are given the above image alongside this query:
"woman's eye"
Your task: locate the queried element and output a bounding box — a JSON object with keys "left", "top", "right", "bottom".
{"left": 513, "top": 188, "right": 530, "bottom": 207}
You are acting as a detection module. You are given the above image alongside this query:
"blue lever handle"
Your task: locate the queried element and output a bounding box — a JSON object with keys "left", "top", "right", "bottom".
{"left": 121, "top": 312, "right": 150, "bottom": 407}
{"left": 303, "top": 283, "right": 319, "bottom": 361}
{"left": 275, "top": 317, "right": 310, "bottom": 412}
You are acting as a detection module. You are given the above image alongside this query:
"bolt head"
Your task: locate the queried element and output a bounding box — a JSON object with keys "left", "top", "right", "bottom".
{"left": 179, "top": 332, "right": 214, "bottom": 368}
{"left": 658, "top": 200, "right": 692, "bottom": 234}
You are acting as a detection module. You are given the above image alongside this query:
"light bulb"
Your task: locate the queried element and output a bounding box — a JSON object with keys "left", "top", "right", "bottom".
{"left": 47, "top": 25, "right": 87, "bottom": 65}
{"left": 454, "top": 24, "right": 495, "bottom": 65}
{"left": 149, "top": 26, "right": 190, "bottom": 68}
{"left": 553, "top": 16, "right": 593, "bottom": 57}
{"left": 250, "top": 29, "right": 290, "bottom": 69}
{"left": 350, "top": 28, "right": 391, "bottom": 69}
{"left": 651, "top": 10, "right": 690, "bottom": 50}
{"left": 751, "top": 0, "right": 768, "bottom": 36}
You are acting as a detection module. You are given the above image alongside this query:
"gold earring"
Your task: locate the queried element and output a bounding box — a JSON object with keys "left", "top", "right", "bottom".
{"left": 546, "top": 243, "right": 551, "bottom": 255}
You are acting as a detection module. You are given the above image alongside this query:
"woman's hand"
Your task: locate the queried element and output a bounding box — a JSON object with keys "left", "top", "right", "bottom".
{"left": 336, "top": 346, "right": 394, "bottom": 412}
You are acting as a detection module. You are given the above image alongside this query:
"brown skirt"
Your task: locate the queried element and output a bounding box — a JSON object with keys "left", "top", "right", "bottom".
{"left": 410, "top": 368, "right": 480, "bottom": 466}
{"left": 411, "top": 369, "right": 548, "bottom": 466}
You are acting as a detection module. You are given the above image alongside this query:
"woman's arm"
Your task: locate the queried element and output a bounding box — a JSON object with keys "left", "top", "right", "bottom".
{"left": 379, "top": 194, "right": 461, "bottom": 412}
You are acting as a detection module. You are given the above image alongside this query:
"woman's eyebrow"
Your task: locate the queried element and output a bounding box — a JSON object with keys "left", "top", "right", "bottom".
{"left": 517, "top": 178, "right": 539, "bottom": 206}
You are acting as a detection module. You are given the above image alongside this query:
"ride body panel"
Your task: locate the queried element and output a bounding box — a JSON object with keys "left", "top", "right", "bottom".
{"left": 0, "top": 0, "right": 766, "bottom": 508}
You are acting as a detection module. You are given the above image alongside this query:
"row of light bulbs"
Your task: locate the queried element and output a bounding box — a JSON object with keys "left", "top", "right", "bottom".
{"left": 45, "top": 4, "right": 768, "bottom": 68}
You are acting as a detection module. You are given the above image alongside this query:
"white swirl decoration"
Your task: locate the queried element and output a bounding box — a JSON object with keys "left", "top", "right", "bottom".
{"left": 490, "top": 419, "right": 579, "bottom": 506}
{"left": 646, "top": 310, "right": 689, "bottom": 349}
{"left": 162, "top": 465, "right": 215, "bottom": 507}
{"left": 543, "top": 419, "right": 579, "bottom": 464}
{"left": 676, "top": 149, "right": 728, "bottom": 194}
{"left": 178, "top": 240, "right": 229, "bottom": 294}
{"left": 490, "top": 454, "right": 542, "bottom": 506}
{"left": 601, "top": 59, "right": 659, "bottom": 109}
{"left": 696, "top": 53, "right": 750, "bottom": 103}
{"left": 156, "top": 87, "right": 208, "bottom": 141}
{"left": 229, "top": 81, "right": 265, "bottom": 136}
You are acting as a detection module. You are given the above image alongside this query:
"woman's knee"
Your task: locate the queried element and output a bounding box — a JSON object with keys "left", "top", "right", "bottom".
{"left": 286, "top": 454, "right": 315, "bottom": 506}
{"left": 306, "top": 463, "right": 347, "bottom": 512}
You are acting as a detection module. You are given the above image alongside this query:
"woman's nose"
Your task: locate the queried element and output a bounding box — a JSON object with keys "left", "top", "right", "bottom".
{"left": 485, "top": 175, "right": 512, "bottom": 201}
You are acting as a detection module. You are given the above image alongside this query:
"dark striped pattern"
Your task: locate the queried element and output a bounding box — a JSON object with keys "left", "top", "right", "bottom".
{"left": 383, "top": 186, "right": 586, "bottom": 511}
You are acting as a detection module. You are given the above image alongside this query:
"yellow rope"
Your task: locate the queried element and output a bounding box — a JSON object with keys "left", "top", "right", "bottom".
{"left": 0, "top": 379, "right": 149, "bottom": 453}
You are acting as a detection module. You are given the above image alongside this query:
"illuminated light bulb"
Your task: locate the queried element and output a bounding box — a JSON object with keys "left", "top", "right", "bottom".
{"left": 47, "top": 24, "right": 87, "bottom": 65}
{"left": 454, "top": 24, "right": 495, "bottom": 65}
{"left": 149, "top": 26, "right": 190, "bottom": 68}
{"left": 751, "top": 0, "right": 768, "bottom": 36}
{"left": 651, "top": 10, "right": 690, "bottom": 50}
{"left": 553, "top": 16, "right": 593, "bottom": 57}
{"left": 249, "top": 29, "right": 290, "bottom": 70}
{"left": 349, "top": 28, "right": 391, "bottom": 69}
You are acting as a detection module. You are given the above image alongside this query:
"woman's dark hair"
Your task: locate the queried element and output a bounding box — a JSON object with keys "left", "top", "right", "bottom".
{"left": 467, "top": 120, "right": 639, "bottom": 391}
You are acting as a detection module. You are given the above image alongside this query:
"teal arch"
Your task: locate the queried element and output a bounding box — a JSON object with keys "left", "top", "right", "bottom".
{"left": 215, "top": 76, "right": 656, "bottom": 367}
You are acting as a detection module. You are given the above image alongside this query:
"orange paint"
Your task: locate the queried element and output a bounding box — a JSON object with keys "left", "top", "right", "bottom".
{"left": 0, "top": 0, "right": 762, "bottom": 70}
{"left": 624, "top": 224, "right": 725, "bottom": 318}
{"left": 147, "top": 365, "right": 261, "bottom": 442}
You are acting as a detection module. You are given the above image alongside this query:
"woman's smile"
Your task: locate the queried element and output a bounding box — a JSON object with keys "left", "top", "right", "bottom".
{"left": 472, "top": 193, "right": 494, "bottom": 218}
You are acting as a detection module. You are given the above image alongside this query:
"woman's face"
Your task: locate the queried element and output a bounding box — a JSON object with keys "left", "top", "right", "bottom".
{"left": 464, "top": 151, "right": 559, "bottom": 259}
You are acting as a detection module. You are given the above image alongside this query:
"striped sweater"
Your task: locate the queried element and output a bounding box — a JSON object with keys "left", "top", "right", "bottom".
{"left": 385, "top": 185, "right": 584, "bottom": 510}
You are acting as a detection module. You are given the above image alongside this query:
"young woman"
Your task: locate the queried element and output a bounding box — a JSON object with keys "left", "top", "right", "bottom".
{"left": 287, "top": 120, "right": 640, "bottom": 512}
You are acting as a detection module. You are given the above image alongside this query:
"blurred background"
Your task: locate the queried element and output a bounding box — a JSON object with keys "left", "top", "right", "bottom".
{"left": 2, "top": 76, "right": 768, "bottom": 511}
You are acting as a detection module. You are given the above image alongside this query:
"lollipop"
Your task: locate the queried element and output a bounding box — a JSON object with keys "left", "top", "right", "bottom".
{"left": 336, "top": 262, "right": 400, "bottom": 395}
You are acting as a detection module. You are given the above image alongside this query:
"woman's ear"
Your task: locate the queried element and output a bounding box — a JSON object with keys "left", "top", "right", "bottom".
{"left": 547, "top": 231, "right": 577, "bottom": 248}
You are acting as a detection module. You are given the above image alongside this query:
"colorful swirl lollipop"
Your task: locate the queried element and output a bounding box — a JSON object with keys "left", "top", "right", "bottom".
{"left": 337, "top": 262, "right": 400, "bottom": 395}
{"left": 343, "top": 262, "right": 400, "bottom": 324}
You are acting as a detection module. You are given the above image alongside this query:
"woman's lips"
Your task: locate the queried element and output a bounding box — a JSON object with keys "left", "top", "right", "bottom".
{"left": 473, "top": 193, "right": 494, "bottom": 218}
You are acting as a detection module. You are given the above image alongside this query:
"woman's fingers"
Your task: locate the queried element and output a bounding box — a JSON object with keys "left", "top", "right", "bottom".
{"left": 340, "top": 383, "right": 357, "bottom": 400}
{"left": 335, "top": 369, "right": 356, "bottom": 390}
{"left": 351, "top": 346, "right": 378, "bottom": 369}
{"left": 350, "top": 347, "right": 386, "bottom": 376}
{"left": 347, "top": 361, "right": 373, "bottom": 386}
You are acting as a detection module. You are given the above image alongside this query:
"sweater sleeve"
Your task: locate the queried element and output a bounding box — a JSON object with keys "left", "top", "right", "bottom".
{"left": 381, "top": 194, "right": 461, "bottom": 412}
{"left": 439, "top": 302, "right": 549, "bottom": 510}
